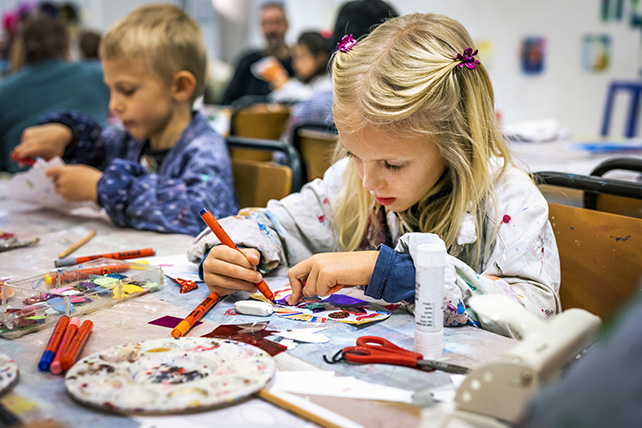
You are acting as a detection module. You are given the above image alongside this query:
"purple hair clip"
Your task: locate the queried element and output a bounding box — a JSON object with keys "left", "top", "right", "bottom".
{"left": 337, "top": 34, "right": 358, "bottom": 53}
{"left": 454, "top": 48, "right": 481, "bottom": 69}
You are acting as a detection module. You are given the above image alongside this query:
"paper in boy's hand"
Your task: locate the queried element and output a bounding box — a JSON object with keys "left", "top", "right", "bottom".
{"left": 250, "top": 56, "right": 287, "bottom": 84}
{"left": 3, "top": 156, "right": 85, "bottom": 210}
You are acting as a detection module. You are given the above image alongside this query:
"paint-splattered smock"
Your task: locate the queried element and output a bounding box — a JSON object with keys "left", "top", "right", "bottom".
{"left": 45, "top": 111, "right": 238, "bottom": 236}
{"left": 188, "top": 158, "right": 561, "bottom": 336}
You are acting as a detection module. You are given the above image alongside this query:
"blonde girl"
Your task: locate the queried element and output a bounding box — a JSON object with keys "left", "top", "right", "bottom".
{"left": 188, "top": 13, "right": 560, "bottom": 336}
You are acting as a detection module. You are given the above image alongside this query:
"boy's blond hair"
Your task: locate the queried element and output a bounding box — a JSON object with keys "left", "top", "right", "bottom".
{"left": 331, "top": 13, "right": 513, "bottom": 266}
{"left": 99, "top": 4, "right": 207, "bottom": 104}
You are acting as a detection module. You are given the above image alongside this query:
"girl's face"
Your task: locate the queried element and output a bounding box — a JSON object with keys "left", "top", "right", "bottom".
{"left": 293, "top": 43, "right": 324, "bottom": 82}
{"left": 339, "top": 124, "right": 446, "bottom": 213}
{"left": 102, "top": 56, "right": 174, "bottom": 141}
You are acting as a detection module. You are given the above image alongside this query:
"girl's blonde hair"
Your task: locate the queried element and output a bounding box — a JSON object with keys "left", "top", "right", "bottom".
{"left": 99, "top": 4, "right": 207, "bottom": 104}
{"left": 331, "top": 13, "right": 512, "bottom": 265}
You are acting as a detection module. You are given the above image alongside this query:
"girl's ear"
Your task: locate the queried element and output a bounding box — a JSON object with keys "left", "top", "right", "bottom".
{"left": 172, "top": 71, "right": 197, "bottom": 103}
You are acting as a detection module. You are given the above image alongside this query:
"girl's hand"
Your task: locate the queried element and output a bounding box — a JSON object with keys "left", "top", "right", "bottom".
{"left": 202, "top": 246, "right": 264, "bottom": 296}
{"left": 46, "top": 165, "right": 101, "bottom": 201}
{"left": 286, "top": 251, "right": 379, "bottom": 305}
{"left": 13, "top": 124, "right": 73, "bottom": 160}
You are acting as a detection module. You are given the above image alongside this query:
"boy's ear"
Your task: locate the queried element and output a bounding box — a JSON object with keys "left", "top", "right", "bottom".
{"left": 172, "top": 71, "right": 197, "bottom": 103}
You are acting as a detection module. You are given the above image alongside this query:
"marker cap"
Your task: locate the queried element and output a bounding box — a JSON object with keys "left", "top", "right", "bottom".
{"left": 55, "top": 257, "right": 77, "bottom": 268}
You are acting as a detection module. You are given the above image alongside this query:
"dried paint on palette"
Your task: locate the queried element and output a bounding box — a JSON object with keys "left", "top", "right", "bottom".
{"left": 65, "top": 337, "right": 275, "bottom": 414}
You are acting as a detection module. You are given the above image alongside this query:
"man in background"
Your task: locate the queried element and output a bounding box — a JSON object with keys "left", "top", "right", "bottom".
{"left": 221, "top": 2, "right": 295, "bottom": 106}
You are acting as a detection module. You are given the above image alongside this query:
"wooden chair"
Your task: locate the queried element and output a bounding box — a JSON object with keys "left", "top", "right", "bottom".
{"left": 292, "top": 122, "right": 338, "bottom": 183}
{"left": 229, "top": 103, "right": 291, "bottom": 161}
{"left": 232, "top": 158, "right": 292, "bottom": 208}
{"left": 585, "top": 157, "right": 642, "bottom": 218}
{"left": 227, "top": 136, "right": 304, "bottom": 194}
{"left": 533, "top": 171, "right": 642, "bottom": 320}
{"left": 534, "top": 170, "right": 642, "bottom": 214}
{"left": 548, "top": 203, "right": 642, "bottom": 321}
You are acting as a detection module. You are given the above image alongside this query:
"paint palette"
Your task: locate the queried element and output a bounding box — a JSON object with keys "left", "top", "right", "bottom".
{"left": 65, "top": 337, "right": 275, "bottom": 414}
{"left": 0, "top": 352, "right": 18, "bottom": 394}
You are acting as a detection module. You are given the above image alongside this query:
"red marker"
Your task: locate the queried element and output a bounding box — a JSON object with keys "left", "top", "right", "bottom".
{"left": 59, "top": 319, "right": 94, "bottom": 371}
{"left": 10, "top": 152, "right": 36, "bottom": 166}
{"left": 44, "top": 264, "right": 130, "bottom": 285}
{"left": 50, "top": 317, "right": 80, "bottom": 375}
{"left": 55, "top": 248, "right": 155, "bottom": 267}
{"left": 38, "top": 315, "right": 70, "bottom": 371}
{"left": 199, "top": 208, "right": 275, "bottom": 302}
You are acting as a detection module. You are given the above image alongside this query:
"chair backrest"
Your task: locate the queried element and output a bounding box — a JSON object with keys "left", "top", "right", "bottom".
{"left": 533, "top": 170, "right": 642, "bottom": 217}
{"left": 291, "top": 121, "right": 338, "bottom": 184}
{"left": 226, "top": 135, "right": 304, "bottom": 193}
{"left": 548, "top": 202, "right": 642, "bottom": 321}
{"left": 232, "top": 158, "right": 292, "bottom": 208}
{"left": 296, "top": 129, "right": 338, "bottom": 181}
{"left": 230, "top": 103, "right": 291, "bottom": 161}
{"left": 586, "top": 157, "right": 642, "bottom": 218}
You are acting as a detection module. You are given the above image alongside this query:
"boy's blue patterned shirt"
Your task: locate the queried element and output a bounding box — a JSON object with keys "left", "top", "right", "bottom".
{"left": 46, "top": 111, "right": 238, "bottom": 236}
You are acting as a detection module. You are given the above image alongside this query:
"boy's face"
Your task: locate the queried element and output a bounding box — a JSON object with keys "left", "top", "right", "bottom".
{"left": 337, "top": 120, "right": 446, "bottom": 213}
{"left": 102, "top": 56, "right": 173, "bottom": 141}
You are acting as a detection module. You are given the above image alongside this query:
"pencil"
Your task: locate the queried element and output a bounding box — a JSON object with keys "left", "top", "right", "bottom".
{"left": 257, "top": 389, "right": 343, "bottom": 428}
{"left": 59, "top": 230, "right": 96, "bottom": 259}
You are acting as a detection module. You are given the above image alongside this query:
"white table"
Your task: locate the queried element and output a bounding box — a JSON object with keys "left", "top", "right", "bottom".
{"left": 0, "top": 185, "right": 515, "bottom": 428}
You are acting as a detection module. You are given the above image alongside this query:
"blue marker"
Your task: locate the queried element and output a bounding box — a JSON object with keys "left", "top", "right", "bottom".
{"left": 38, "top": 315, "right": 70, "bottom": 371}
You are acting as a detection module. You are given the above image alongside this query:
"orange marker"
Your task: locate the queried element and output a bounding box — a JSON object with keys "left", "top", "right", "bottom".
{"left": 55, "top": 248, "right": 155, "bottom": 267}
{"left": 171, "top": 292, "right": 219, "bottom": 338}
{"left": 60, "top": 319, "right": 94, "bottom": 371}
{"left": 44, "top": 264, "right": 130, "bottom": 285}
{"left": 50, "top": 317, "right": 80, "bottom": 375}
{"left": 199, "top": 208, "right": 275, "bottom": 302}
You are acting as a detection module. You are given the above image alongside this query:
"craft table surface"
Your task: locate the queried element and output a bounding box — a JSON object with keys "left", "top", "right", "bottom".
{"left": 0, "top": 186, "right": 515, "bottom": 427}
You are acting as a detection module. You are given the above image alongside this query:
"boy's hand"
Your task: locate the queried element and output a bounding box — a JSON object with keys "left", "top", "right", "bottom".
{"left": 286, "top": 251, "right": 379, "bottom": 305}
{"left": 202, "top": 246, "right": 264, "bottom": 296}
{"left": 46, "top": 165, "right": 101, "bottom": 201}
{"left": 12, "top": 124, "right": 73, "bottom": 160}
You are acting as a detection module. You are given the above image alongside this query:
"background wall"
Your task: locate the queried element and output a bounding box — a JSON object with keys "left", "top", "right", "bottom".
{"left": 1, "top": 0, "right": 640, "bottom": 139}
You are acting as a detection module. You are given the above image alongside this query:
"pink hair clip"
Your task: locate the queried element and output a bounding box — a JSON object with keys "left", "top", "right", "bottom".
{"left": 337, "top": 34, "right": 358, "bottom": 53}
{"left": 454, "top": 48, "right": 481, "bottom": 69}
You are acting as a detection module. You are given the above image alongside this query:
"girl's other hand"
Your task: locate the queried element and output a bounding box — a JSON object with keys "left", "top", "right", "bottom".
{"left": 202, "top": 246, "right": 263, "bottom": 296}
{"left": 46, "top": 165, "right": 101, "bottom": 201}
{"left": 286, "top": 251, "right": 379, "bottom": 305}
{"left": 13, "top": 124, "right": 73, "bottom": 160}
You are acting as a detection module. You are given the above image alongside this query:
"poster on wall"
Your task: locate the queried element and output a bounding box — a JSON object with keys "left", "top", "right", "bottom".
{"left": 582, "top": 34, "right": 611, "bottom": 72}
{"left": 520, "top": 36, "right": 546, "bottom": 75}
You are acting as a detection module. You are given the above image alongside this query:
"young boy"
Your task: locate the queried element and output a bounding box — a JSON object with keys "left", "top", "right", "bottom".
{"left": 11, "top": 4, "right": 238, "bottom": 236}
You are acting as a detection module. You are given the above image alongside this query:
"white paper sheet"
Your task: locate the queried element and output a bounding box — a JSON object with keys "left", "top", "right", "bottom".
{"left": 3, "top": 157, "right": 91, "bottom": 210}
{"left": 272, "top": 371, "right": 414, "bottom": 404}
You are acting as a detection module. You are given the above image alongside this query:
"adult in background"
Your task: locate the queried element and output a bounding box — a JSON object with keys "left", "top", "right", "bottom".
{"left": 280, "top": 0, "right": 398, "bottom": 143}
{"left": 0, "top": 14, "right": 109, "bottom": 172}
{"left": 221, "top": 2, "right": 294, "bottom": 106}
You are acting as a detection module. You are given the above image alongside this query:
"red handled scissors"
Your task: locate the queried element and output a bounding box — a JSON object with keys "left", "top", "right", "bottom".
{"left": 324, "top": 336, "right": 469, "bottom": 375}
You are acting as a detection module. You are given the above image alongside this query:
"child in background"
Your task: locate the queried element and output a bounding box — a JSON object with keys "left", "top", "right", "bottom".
{"left": 268, "top": 31, "right": 332, "bottom": 103}
{"left": 11, "top": 4, "right": 238, "bottom": 236}
{"left": 187, "top": 13, "right": 560, "bottom": 337}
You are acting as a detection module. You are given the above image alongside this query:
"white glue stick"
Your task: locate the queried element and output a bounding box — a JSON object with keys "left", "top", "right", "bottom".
{"left": 414, "top": 242, "right": 445, "bottom": 359}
